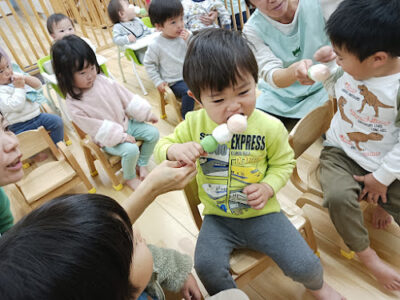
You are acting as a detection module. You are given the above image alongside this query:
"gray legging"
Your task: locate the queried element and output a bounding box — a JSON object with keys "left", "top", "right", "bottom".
{"left": 194, "top": 212, "right": 323, "bottom": 296}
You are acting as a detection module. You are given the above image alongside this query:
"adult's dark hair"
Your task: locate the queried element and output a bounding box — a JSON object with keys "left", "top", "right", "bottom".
{"left": 326, "top": 0, "right": 400, "bottom": 61}
{"left": 51, "top": 35, "right": 100, "bottom": 99}
{"left": 108, "top": 0, "right": 123, "bottom": 24}
{"left": 244, "top": 0, "right": 253, "bottom": 9}
{"left": 0, "top": 194, "right": 137, "bottom": 300}
{"left": 148, "top": 0, "right": 183, "bottom": 27}
{"left": 46, "top": 13, "right": 74, "bottom": 34}
{"left": 183, "top": 28, "right": 258, "bottom": 101}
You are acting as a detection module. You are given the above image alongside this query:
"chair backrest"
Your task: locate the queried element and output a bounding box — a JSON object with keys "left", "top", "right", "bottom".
{"left": 17, "top": 127, "right": 60, "bottom": 161}
{"left": 289, "top": 98, "right": 335, "bottom": 159}
{"left": 183, "top": 180, "right": 203, "bottom": 231}
{"left": 37, "top": 55, "right": 52, "bottom": 75}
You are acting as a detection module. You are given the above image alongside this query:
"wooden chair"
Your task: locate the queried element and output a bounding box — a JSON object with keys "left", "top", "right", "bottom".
{"left": 183, "top": 179, "right": 318, "bottom": 288}
{"left": 289, "top": 98, "right": 366, "bottom": 259}
{"left": 72, "top": 122, "right": 142, "bottom": 191}
{"left": 159, "top": 86, "right": 183, "bottom": 123}
{"left": 6, "top": 126, "right": 95, "bottom": 214}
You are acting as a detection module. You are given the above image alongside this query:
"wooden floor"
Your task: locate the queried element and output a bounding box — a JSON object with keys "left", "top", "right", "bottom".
{"left": 9, "top": 46, "right": 400, "bottom": 300}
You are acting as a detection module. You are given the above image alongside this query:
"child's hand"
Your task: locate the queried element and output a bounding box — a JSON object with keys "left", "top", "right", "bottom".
{"left": 181, "top": 273, "right": 202, "bottom": 300}
{"left": 125, "top": 135, "right": 136, "bottom": 143}
{"left": 149, "top": 112, "right": 158, "bottom": 124}
{"left": 13, "top": 74, "right": 25, "bottom": 88}
{"left": 179, "top": 29, "right": 190, "bottom": 41}
{"left": 291, "top": 59, "right": 315, "bottom": 85}
{"left": 243, "top": 183, "right": 274, "bottom": 210}
{"left": 354, "top": 173, "right": 388, "bottom": 204}
{"left": 314, "top": 45, "right": 336, "bottom": 63}
{"left": 128, "top": 34, "right": 136, "bottom": 43}
{"left": 167, "top": 142, "right": 206, "bottom": 166}
{"left": 157, "top": 82, "right": 168, "bottom": 93}
{"left": 199, "top": 10, "right": 218, "bottom": 26}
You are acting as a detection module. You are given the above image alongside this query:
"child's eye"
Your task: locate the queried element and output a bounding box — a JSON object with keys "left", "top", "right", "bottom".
{"left": 213, "top": 99, "right": 224, "bottom": 103}
{"left": 239, "top": 90, "right": 249, "bottom": 96}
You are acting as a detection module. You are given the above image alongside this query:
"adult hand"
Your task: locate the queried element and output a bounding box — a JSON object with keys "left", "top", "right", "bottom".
{"left": 293, "top": 59, "right": 315, "bottom": 85}
{"left": 145, "top": 160, "right": 198, "bottom": 194}
{"left": 181, "top": 274, "right": 202, "bottom": 300}
{"left": 243, "top": 182, "right": 274, "bottom": 210}
{"left": 157, "top": 82, "right": 168, "bottom": 93}
{"left": 199, "top": 10, "right": 218, "bottom": 26}
{"left": 167, "top": 142, "right": 206, "bottom": 166}
{"left": 314, "top": 45, "right": 336, "bottom": 63}
{"left": 128, "top": 34, "right": 137, "bottom": 43}
{"left": 354, "top": 173, "right": 388, "bottom": 204}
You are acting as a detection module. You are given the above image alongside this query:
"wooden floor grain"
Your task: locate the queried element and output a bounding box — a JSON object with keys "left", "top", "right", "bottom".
{"left": 9, "top": 46, "right": 400, "bottom": 300}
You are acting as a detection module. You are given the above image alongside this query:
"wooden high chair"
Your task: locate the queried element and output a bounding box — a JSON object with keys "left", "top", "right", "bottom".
{"left": 72, "top": 122, "right": 142, "bottom": 191}
{"left": 289, "top": 98, "right": 372, "bottom": 259}
{"left": 6, "top": 126, "right": 95, "bottom": 215}
{"left": 159, "top": 86, "right": 183, "bottom": 123}
{"left": 183, "top": 180, "right": 318, "bottom": 288}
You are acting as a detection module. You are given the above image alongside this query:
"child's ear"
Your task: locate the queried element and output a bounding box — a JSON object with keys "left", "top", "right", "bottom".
{"left": 370, "top": 51, "right": 389, "bottom": 68}
{"left": 187, "top": 90, "right": 202, "bottom": 107}
{"left": 50, "top": 33, "right": 56, "bottom": 39}
{"left": 154, "top": 23, "right": 163, "bottom": 31}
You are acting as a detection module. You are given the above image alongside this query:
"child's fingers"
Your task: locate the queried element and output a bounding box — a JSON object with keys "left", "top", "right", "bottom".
{"left": 246, "top": 190, "right": 261, "bottom": 201}
{"left": 243, "top": 184, "right": 257, "bottom": 194}
{"left": 248, "top": 198, "right": 266, "bottom": 210}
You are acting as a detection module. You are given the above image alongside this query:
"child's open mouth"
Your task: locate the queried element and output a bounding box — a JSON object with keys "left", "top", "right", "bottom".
{"left": 7, "top": 156, "right": 22, "bottom": 170}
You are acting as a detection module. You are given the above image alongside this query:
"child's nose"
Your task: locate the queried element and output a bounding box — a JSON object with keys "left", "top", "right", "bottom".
{"left": 228, "top": 101, "right": 241, "bottom": 113}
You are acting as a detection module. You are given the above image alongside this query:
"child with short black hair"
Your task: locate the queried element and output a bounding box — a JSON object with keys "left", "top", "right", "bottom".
{"left": 52, "top": 35, "right": 159, "bottom": 191}
{"left": 143, "top": 0, "right": 195, "bottom": 119}
{"left": 313, "top": 0, "right": 400, "bottom": 291}
{"left": 155, "top": 28, "right": 344, "bottom": 299}
{"left": 107, "top": 0, "right": 152, "bottom": 63}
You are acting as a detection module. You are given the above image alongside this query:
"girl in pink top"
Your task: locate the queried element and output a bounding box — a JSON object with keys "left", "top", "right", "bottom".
{"left": 51, "top": 35, "right": 159, "bottom": 190}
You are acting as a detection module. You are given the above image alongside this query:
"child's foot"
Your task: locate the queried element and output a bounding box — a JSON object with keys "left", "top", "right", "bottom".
{"left": 372, "top": 205, "right": 392, "bottom": 229}
{"left": 308, "top": 282, "right": 346, "bottom": 300}
{"left": 33, "top": 152, "right": 48, "bottom": 163}
{"left": 357, "top": 247, "right": 400, "bottom": 290}
{"left": 136, "top": 165, "right": 149, "bottom": 181}
{"left": 126, "top": 177, "right": 142, "bottom": 191}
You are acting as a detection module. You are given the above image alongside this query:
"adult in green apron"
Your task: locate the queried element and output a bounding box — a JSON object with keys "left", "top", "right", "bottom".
{"left": 243, "top": 0, "right": 336, "bottom": 118}
{"left": 0, "top": 115, "right": 23, "bottom": 235}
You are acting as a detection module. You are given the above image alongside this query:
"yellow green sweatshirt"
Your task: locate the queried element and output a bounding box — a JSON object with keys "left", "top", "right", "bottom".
{"left": 155, "top": 109, "right": 295, "bottom": 218}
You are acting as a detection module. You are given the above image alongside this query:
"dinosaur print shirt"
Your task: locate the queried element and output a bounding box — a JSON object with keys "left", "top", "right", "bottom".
{"left": 325, "top": 71, "right": 400, "bottom": 186}
{"left": 154, "top": 109, "right": 295, "bottom": 218}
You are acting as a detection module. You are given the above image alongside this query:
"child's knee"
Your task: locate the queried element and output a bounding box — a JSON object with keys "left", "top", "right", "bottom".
{"left": 286, "top": 256, "right": 323, "bottom": 290}
{"left": 122, "top": 143, "right": 140, "bottom": 158}
{"left": 324, "top": 188, "right": 357, "bottom": 209}
{"left": 146, "top": 126, "right": 159, "bottom": 143}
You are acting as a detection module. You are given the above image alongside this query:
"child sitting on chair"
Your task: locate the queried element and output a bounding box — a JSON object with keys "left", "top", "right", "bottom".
{"left": 0, "top": 49, "right": 64, "bottom": 147}
{"left": 108, "top": 0, "right": 152, "bottom": 64}
{"left": 181, "top": 0, "right": 231, "bottom": 32}
{"left": 312, "top": 0, "right": 400, "bottom": 291}
{"left": 154, "top": 28, "right": 344, "bottom": 299}
{"left": 51, "top": 35, "right": 159, "bottom": 191}
{"left": 143, "top": 0, "right": 195, "bottom": 119}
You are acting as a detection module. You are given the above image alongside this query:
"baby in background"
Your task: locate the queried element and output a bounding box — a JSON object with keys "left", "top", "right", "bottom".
{"left": 52, "top": 35, "right": 159, "bottom": 190}
{"left": 108, "top": 0, "right": 152, "bottom": 64}
{"left": 182, "top": 0, "right": 231, "bottom": 32}
{"left": 0, "top": 49, "right": 64, "bottom": 151}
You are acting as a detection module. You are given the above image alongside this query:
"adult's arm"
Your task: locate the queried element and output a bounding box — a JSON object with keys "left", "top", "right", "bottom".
{"left": 122, "top": 160, "right": 197, "bottom": 223}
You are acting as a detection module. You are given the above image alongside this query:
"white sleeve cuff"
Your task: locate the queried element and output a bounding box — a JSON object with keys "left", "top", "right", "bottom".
{"left": 373, "top": 167, "right": 397, "bottom": 186}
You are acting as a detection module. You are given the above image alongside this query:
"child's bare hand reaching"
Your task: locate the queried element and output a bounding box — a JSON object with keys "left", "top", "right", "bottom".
{"left": 181, "top": 274, "right": 202, "bottom": 300}
{"left": 167, "top": 142, "right": 206, "bottom": 166}
{"left": 354, "top": 173, "right": 388, "bottom": 204}
{"left": 12, "top": 74, "right": 25, "bottom": 89}
{"left": 244, "top": 183, "right": 274, "bottom": 210}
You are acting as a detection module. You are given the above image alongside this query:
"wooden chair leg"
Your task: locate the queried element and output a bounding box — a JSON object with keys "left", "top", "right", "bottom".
{"left": 159, "top": 90, "right": 167, "bottom": 119}
{"left": 82, "top": 146, "right": 98, "bottom": 177}
{"left": 302, "top": 216, "right": 318, "bottom": 254}
{"left": 96, "top": 153, "right": 123, "bottom": 190}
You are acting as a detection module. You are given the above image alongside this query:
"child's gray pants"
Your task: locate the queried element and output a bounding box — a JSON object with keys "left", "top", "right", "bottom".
{"left": 194, "top": 212, "right": 323, "bottom": 296}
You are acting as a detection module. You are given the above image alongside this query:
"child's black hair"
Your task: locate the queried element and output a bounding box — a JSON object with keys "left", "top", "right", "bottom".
{"left": 326, "top": 0, "right": 400, "bottom": 61}
{"left": 0, "top": 194, "right": 137, "bottom": 300}
{"left": 148, "top": 0, "right": 183, "bottom": 27}
{"left": 183, "top": 28, "right": 258, "bottom": 101}
{"left": 46, "top": 13, "right": 74, "bottom": 34}
{"left": 51, "top": 35, "right": 100, "bottom": 99}
{"left": 108, "top": 0, "right": 124, "bottom": 24}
